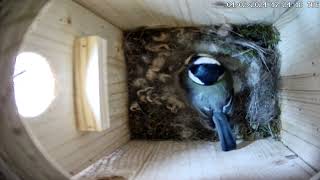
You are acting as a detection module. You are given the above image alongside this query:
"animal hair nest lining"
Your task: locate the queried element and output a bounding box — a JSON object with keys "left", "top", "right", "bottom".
{"left": 124, "top": 24, "right": 281, "bottom": 141}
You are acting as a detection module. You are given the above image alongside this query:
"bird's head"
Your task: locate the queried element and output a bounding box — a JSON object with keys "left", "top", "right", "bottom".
{"left": 187, "top": 54, "right": 225, "bottom": 86}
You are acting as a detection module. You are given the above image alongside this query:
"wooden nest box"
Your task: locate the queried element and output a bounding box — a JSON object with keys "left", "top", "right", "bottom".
{"left": 1, "top": 0, "right": 319, "bottom": 179}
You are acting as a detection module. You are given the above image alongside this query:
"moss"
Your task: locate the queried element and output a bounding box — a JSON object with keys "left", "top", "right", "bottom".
{"left": 233, "top": 24, "right": 281, "bottom": 49}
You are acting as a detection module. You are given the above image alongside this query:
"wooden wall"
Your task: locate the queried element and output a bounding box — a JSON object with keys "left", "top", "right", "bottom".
{"left": 74, "top": 0, "right": 294, "bottom": 30}
{"left": 0, "top": 0, "right": 69, "bottom": 179}
{"left": 275, "top": 5, "right": 320, "bottom": 171}
{"left": 20, "top": 0, "right": 129, "bottom": 175}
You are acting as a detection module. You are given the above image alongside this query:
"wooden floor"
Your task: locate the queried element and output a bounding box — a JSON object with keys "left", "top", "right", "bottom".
{"left": 73, "top": 138, "right": 316, "bottom": 180}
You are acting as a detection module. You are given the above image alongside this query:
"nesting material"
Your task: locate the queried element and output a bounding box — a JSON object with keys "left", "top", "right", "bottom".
{"left": 124, "top": 24, "right": 280, "bottom": 141}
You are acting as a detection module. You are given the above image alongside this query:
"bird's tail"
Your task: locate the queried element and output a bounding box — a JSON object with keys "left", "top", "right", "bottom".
{"left": 212, "top": 112, "right": 236, "bottom": 151}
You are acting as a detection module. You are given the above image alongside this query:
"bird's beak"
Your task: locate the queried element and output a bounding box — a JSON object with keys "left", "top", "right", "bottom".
{"left": 184, "top": 55, "right": 193, "bottom": 65}
{"left": 217, "top": 73, "right": 225, "bottom": 81}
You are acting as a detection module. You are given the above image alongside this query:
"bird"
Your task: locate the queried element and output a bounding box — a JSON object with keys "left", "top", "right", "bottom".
{"left": 182, "top": 53, "right": 236, "bottom": 151}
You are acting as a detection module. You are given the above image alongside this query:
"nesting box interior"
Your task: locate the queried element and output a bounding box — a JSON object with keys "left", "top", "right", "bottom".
{"left": 1, "top": 0, "right": 320, "bottom": 180}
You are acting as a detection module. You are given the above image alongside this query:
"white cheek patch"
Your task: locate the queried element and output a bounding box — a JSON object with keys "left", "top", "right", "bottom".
{"left": 188, "top": 70, "right": 204, "bottom": 85}
{"left": 193, "top": 57, "right": 221, "bottom": 66}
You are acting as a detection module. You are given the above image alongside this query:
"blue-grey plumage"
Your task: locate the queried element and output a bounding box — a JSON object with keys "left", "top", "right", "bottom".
{"left": 183, "top": 54, "right": 236, "bottom": 151}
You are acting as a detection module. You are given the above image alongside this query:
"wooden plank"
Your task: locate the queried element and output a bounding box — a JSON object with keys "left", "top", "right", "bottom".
{"left": 73, "top": 36, "right": 99, "bottom": 131}
{"left": 24, "top": 33, "right": 73, "bottom": 54}
{"left": 280, "top": 100, "right": 320, "bottom": 129}
{"left": 32, "top": 0, "right": 124, "bottom": 60}
{"left": 0, "top": 0, "right": 71, "bottom": 179}
{"left": 49, "top": 116, "right": 128, "bottom": 160}
{"left": 280, "top": 73, "right": 320, "bottom": 91}
{"left": 276, "top": 5, "right": 320, "bottom": 77}
{"left": 27, "top": 94, "right": 128, "bottom": 152}
{"left": 73, "top": 139, "right": 315, "bottom": 180}
{"left": 282, "top": 130, "right": 320, "bottom": 171}
{"left": 277, "top": 6, "right": 320, "bottom": 173}
{"left": 31, "top": 115, "right": 127, "bottom": 154}
{"left": 73, "top": 141, "right": 159, "bottom": 180}
{"left": 64, "top": 130, "right": 130, "bottom": 174}
{"left": 282, "top": 120, "right": 320, "bottom": 148}
{"left": 107, "top": 63, "right": 128, "bottom": 84}
{"left": 74, "top": 0, "right": 141, "bottom": 29}
{"left": 74, "top": 0, "right": 293, "bottom": 30}
{"left": 134, "top": 139, "right": 314, "bottom": 180}
{"left": 281, "top": 110, "right": 320, "bottom": 137}
{"left": 19, "top": 0, "right": 129, "bottom": 174}
{"left": 279, "top": 90, "right": 320, "bottom": 105}
{"left": 73, "top": 36, "right": 110, "bottom": 132}
{"left": 280, "top": 98, "right": 320, "bottom": 153}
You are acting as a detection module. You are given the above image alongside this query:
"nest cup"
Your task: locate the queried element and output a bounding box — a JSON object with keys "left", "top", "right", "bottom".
{"left": 125, "top": 24, "right": 281, "bottom": 141}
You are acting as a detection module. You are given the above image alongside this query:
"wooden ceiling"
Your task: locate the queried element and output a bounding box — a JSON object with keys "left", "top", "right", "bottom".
{"left": 73, "top": 0, "right": 294, "bottom": 30}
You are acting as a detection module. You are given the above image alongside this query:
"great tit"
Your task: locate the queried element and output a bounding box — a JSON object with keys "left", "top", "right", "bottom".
{"left": 183, "top": 53, "right": 236, "bottom": 151}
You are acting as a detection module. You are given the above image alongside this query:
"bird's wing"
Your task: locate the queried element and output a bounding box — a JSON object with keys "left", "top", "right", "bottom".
{"left": 196, "top": 105, "right": 211, "bottom": 118}
{"left": 222, "top": 95, "right": 234, "bottom": 115}
{"left": 191, "top": 93, "right": 211, "bottom": 117}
